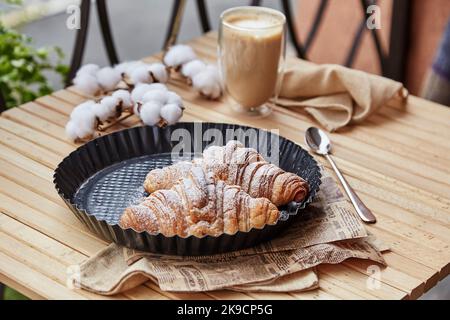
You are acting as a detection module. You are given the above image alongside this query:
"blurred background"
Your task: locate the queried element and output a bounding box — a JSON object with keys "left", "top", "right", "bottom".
{"left": 0, "top": 0, "right": 449, "bottom": 299}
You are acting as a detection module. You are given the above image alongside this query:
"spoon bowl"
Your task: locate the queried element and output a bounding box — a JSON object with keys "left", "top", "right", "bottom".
{"left": 305, "top": 127, "right": 332, "bottom": 155}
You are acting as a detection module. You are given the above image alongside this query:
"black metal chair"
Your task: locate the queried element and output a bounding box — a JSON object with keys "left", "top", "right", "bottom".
{"left": 0, "top": 0, "right": 114, "bottom": 112}
{"left": 0, "top": 0, "right": 210, "bottom": 112}
{"left": 164, "top": 0, "right": 211, "bottom": 50}
{"left": 246, "top": 0, "right": 410, "bottom": 82}
{"left": 67, "top": 0, "right": 211, "bottom": 85}
{"left": 0, "top": 0, "right": 120, "bottom": 111}
{"left": 66, "top": 0, "right": 119, "bottom": 85}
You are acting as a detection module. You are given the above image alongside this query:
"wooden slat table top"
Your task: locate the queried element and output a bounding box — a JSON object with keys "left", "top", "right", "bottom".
{"left": 0, "top": 32, "right": 449, "bottom": 300}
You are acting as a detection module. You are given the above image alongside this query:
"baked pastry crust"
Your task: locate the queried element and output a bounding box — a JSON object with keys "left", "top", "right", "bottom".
{"left": 120, "top": 166, "right": 279, "bottom": 237}
{"left": 144, "top": 141, "right": 309, "bottom": 206}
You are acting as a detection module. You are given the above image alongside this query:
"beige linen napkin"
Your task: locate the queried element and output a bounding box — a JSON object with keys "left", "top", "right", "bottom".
{"left": 278, "top": 60, "right": 408, "bottom": 131}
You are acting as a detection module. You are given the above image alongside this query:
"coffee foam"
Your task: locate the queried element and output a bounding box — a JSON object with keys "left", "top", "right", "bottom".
{"left": 231, "top": 18, "right": 276, "bottom": 29}
{"left": 225, "top": 15, "right": 283, "bottom": 39}
{"left": 226, "top": 13, "right": 281, "bottom": 29}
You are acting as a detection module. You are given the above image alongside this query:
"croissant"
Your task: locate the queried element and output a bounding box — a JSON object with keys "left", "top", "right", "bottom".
{"left": 144, "top": 141, "right": 309, "bottom": 206}
{"left": 121, "top": 166, "right": 279, "bottom": 237}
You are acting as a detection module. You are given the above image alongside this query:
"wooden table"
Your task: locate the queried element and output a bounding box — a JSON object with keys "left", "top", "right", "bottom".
{"left": 0, "top": 33, "right": 449, "bottom": 300}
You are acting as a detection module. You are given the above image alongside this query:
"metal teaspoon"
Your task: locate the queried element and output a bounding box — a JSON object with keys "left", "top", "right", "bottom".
{"left": 305, "top": 127, "right": 377, "bottom": 223}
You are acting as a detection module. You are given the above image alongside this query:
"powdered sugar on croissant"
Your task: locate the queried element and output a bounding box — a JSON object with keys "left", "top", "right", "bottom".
{"left": 144, "top": 141, "right": 309, "bottom": 206}
{"left": 120, "top": 166, "right": 279, "bottom": 237}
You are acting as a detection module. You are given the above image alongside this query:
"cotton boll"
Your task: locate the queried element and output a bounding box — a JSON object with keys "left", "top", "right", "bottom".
{"left": 192, "top": 72, "right": 207, "bottom": 87}
{"left": 75, "top": 121, "right": 96, "bottom": 140}
{"left": 71, "top": 106, "right": 97, "bottom": 134}
{"left": 147, "top": 83, "right": 168, "bottom": 92}
{"left": 160, "top": 103, "right": 183, "bottom": 125}
{"left": 113, "top": 62, "right": 129, "bottom": 75}
{"left": 67, "top": 118, "right": 94, "bottom": 140}
{"left": 181, "top": 59, "right": 206, "bottom": 79}
{"left": 130, "top": 65, "right": 153, "bottom": 84}
{"left": 91, "top": 103, "right": 111, "bottom": 122}
{"left": 76, "top": 63, "right": 100, "bottom": 77}
{"left": 201, "top": 82, "right": 222, "bottom": 100}
{"left": 124, "top": 61, "right": 146, "bottom": 78}
{"left": 65, "top": 120, "right": 79, "bottom": 141}
{"left": 192, "top": 67, "right": 215, "bottom": 88}
{"left": 70, "top": 100, "right": 96, "bottom": 121}
{"left": 77, "top": 107, "right": 98, "bottom": 129}
{"left": 115, "top": 61, "right": 145, "bottom": 78}
{"left": 149, "top": 63, "right": 169, "bottom": 83}
{"left": 100, "top": 96, "right": 119, "bottom": 110}
{"left": 142, "top": 90, "right": 169, "bottom": 105}
{"left": 204, "top": 64, "right": 221, "bottom": 82}
{"left": 96, "top": 67, "right": 122, "bottom": 91}
{"left": 98, "top": 96, "right": 120, "bottom": 119}
{"left": 192, "top": 68, "right": 222, "bottom": 99}
{"left": 140, "top": 101, "right": 162, "bottom": 126}
{"left": 67, "top": 100, "right": 99, "bottom": 140}
{"left": 163, "top": 44, "right": 197, "bottom": 68}
{"left": 114, "top": 61, "right": 139, "bottom": 75}
{"left": 112, "top": 89, "right": 133, "bottom": 109}
{"left": 92, "top": 97, "right": 120, "bottom": 122}
{"left": 166, "top": 91, "right": 183, "bottom": 107}
{"left": 131, "top": 83, "right": 153, "bottom": 102}
{"left": 73, "top": 73, "right": 100, "bottom": 96}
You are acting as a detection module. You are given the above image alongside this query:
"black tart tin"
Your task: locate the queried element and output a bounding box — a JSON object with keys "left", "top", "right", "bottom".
{"left": 54, "top": 123, "right": 321, "bottom": 255}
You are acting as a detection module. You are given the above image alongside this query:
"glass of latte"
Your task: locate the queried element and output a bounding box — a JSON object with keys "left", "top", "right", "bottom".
{"left": 219, "top": 6, "right": 286, "bottom": 117}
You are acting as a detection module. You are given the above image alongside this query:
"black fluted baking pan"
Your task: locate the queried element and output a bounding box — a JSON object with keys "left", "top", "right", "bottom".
{"left": 54, "top": 122, "right": 321, "bottom": 255}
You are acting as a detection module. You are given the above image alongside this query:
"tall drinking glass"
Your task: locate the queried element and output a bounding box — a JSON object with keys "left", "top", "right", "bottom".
{"left": 219, "top": 6, "right": 286, "bottom": 117}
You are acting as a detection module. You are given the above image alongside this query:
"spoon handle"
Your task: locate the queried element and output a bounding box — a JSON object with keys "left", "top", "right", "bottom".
{"left": 325, "top": 154, "right": 377, "bottom": 223}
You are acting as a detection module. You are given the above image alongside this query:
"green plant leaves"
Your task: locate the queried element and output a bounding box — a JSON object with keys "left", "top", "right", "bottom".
{"left": 0, "top": 23, "right": 68, "bottom": 108}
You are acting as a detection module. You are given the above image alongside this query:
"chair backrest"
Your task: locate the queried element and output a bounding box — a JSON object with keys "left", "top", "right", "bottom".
{"left": 164, "top": 0, "right": 211, "bottom": 50}
{"left": 66, "top": 0, "right": 119, "bottom": 85}
{"left": 67, "top": 0, "right": 211, "bottom": 84}
{"left": 251, "top": 0, "right": 410, "bottom": 82}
